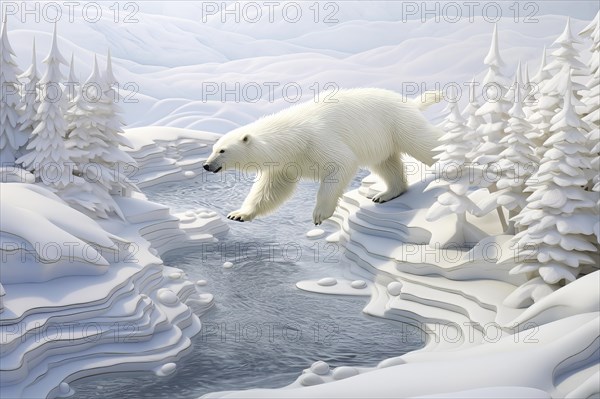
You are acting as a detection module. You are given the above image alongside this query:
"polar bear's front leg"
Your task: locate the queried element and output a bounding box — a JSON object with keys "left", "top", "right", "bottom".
{"left": 227, "top": 171, "right": 298, "bottom": 222}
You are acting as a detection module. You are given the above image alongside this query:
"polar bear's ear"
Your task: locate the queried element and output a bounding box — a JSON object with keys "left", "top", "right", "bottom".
{"left": 242, "top": 135, "right": 250, "bottom": 143}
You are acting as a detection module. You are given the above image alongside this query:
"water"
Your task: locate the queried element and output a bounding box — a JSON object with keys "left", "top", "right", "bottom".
{"left": 71, "top": 171, "right": 424, "bottom": 398}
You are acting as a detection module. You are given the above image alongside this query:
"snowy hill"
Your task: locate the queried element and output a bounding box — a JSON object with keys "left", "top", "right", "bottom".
{"left": 4, "top": 6, "right": 592, "bottom": 130}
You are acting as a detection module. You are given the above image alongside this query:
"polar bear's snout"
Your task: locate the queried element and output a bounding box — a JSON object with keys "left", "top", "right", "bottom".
{"left": 203, "top": 162, "right": 222, "bottom": 173}
{"left": 204, "top": 150, "right": 225, "bottom": 173}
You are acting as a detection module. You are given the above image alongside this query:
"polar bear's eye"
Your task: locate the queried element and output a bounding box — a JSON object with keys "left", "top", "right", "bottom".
{"left": 219, "top": 149, "right": 225, "bottom": 154}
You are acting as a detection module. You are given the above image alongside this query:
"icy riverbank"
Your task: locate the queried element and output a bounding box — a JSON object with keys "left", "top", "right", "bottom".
{"left": 205, "top": 173, "right": 599, "bottom": 398}
{"left": 0, "top": 128, "right": 227, "bottom": 398}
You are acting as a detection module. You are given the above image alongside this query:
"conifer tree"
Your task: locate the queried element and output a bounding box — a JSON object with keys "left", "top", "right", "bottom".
{"left": 496, "top": 63, "right": 538, "bottom": 233}
{"left": 17, "top": 25, "right": 73, "bottom": 189}
{"left": 0, "top": 20, "right": 28, "bottom": 165}
{"left": 16, "top": 38, "right": 40, "bottom": 159}
{"left": 511, "top": 72, "right": 597, "bottom": 284}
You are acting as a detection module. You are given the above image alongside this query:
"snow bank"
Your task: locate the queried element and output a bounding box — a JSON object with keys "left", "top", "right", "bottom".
{"left": 205, "top": 175, "right": 599, "bottom": 398}
{"left": 123, "top": 127, "right": 220, "bottom": 188}
{"left": 0, "top": 163, "right": 227, "bottom": 398}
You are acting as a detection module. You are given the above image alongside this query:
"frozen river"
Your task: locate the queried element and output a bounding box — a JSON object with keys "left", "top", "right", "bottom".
{"left": 71, "top": 171, "right": 424, "bottom": 398}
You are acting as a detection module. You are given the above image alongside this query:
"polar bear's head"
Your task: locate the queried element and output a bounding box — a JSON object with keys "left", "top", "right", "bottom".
{"left": 204, "top": 128, "right": 254, "bottom": 173}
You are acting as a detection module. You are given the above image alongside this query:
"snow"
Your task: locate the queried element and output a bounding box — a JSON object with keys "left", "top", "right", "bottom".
{"left": 310, "top": 361, "right": 330, "bottom": 375}
{"left": 316, "top": 277, "right": 337, "bottom": 287}
{"left": 1, "top": 5, "right": 599, "bottom": 399}
{"left": 207, "top": 170, "right": 598, "bottom": 398}
{"left": 156, "top": 362, "right": 177, "bottom": 377}
{"left": 332, "top": 367, "right": 360, "bottom": 380}
{"left": 296, "top": 278, "right": 371, "bottom": 297}
{"left": 306, "top": 228, "right": 326, "bottom": 239}
{"left": 222, "top": 261, "right": 234, "bottom": 269}
{"left": 386, "top": 282, "right": 404, "bottom": 296}
{"left": 0, "top": 126, "right": 228, "bottom": 398}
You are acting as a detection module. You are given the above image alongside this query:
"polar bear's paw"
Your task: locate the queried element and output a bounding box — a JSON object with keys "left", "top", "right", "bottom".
{"left": 313, "top": 205, "right": 335, "bottom": 226}
{"left": 371, "top": 190, "right": 403, "bottom": 203}
{"left": 227, "top": 210, "right": 255, "bottom": 222}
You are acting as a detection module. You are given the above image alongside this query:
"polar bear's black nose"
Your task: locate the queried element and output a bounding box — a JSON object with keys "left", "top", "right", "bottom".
{"left": 203, "top": 164, "right": 210, "bottom": 171}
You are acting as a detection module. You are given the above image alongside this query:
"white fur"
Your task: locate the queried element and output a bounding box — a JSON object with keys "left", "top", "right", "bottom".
{"left": 204, "top": 88, "right": 442, "bottom": 224}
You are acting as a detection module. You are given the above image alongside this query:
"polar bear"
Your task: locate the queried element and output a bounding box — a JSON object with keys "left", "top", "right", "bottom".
{"left": 203, "top": 88, "right": 442, "bottom": 225}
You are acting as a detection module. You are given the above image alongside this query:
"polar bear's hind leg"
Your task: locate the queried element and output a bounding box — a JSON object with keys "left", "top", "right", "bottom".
{"left": 369, "top": 154, "right": 407, "bottom": 203}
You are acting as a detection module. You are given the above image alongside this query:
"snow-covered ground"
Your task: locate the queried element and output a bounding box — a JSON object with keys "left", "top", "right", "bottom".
{"left": 1, "top": 2, "right": 599, "bottom": 399}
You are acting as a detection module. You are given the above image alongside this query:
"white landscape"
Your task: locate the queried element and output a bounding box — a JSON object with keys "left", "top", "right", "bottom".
{"left": 0, "top": 2, "right": 599, "bottom": 399}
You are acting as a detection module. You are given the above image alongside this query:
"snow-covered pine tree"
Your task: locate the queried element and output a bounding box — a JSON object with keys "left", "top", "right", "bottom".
{"left": 94, "top": 49, "right": 138, "bottom": 197}
{"left": 0, "top": 20, "right": 28, "bottom": 165}
{"left": 511, "top": 70, "right": 597, "bottom": 284}
{"left": 16, "top": 38, "right": 40, "bottom": 160}
{"left": 66, "top": 52, "right": 79, "bottom": 102}
{"left": 525, "top": 47, "right": 555, "bottom": 154}
{"left": 543, "top": 17, "right": 588, "bottom": 98}
{"left": 589, "top": 127, "right": 600, "bottom": 245}
{"left": 16, "top": 25, "right": 73, "bottom": 189}
{"left": 521, "top": 62, "right": 534, "bottom": 117}
{"left": 467, "top": 24, "right": 511, "bottom": 166}
{"left": 461, "top": 76, "right": 485, "bottom": 158}
{"left": 433, "top": 86, "right": 472, "bottom": 165}
{"left": 465, "top": 25, "right": 512, "bottom": 231}
{"left": 63, "top": 56, "right": 124, "bottom": 218}
{"left": 579, "top": 12, "right": 600, "bottom": 244}
{"left": 578, "top": 13, "right": 599, "bottom": 125}
{"left": 496, "top": 62, "right": 538, "bottom": 234}
{"left": 425, "top": 86, "right": 481, "bottom": 229}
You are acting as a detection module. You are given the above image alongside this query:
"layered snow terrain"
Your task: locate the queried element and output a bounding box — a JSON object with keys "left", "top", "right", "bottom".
{"left": 0, "top": 129, "right": 228, "bottom": 398}
{"left": 1, "top": 2, "right": 599, "bottom": 399}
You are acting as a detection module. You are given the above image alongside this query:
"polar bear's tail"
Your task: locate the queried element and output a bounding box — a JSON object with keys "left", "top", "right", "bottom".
{"left": 411, "top": 91, "right": 444, "bottom": 111}
{"left": 401, "top": 91, "right": 444, "bottom": 166}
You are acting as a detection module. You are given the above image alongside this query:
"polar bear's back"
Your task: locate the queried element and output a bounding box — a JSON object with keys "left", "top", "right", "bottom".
{"left": 248, "top": 87, "right": 439, "bottom": 167}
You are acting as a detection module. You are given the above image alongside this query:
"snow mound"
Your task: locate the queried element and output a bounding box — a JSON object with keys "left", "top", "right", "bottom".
{"left": 122, "top": 127, "right": 220, "bottom": 188}
{"left": 1, "top": 184, "right": 126, "bottom": 283}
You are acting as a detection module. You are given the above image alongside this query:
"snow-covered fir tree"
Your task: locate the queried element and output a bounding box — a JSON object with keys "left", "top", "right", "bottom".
{"left": 17, "top": 25, "right": 73, "bottom": 189}
{"left": 521, "top": 62, "right": 535, "bottom": 117}
{"left": 432, "top": 86, "right": 472, "bottom": 165}
{"left": 525, "top": 46, "right": 557, "bottom": 158}
{"left": 579, "top": 11, "right": 600, "bottom": 243}
{"left": 0, "top": 20, "right": 28, "bottom": 165}
{"left": 104, "top": 49, "right": 118, "bottom": 87}
{"left": 16, "top": 38, "right": 40, "bottom": 158}
{"left": 425, "top": 86, "right": 481, "bottom": 231}
{"left": 66, "top": 52, "right": 79, "bottom": 102}
{"left": 461, "top": 76, "right": 485, "bottom": 157}
{"left": 464, "top": 25, "right": 512, "bottom": 231}
{"left": 511, "top": 71, "right": 597, "bottom": 284}
{"left": 495, "top": 62, "right": 538, "bottom": 234}
{"left": 467, "top": 24, "right": 511, "bottom": 166}
{"left": 95, "top": 49, "right": 138, "bottom": 197}
{"left": 541, "top": 17, "right": 588, "bottom": 116}
{"left": 578, "top": 12, "right": 599, "bottom": 130}
{"left": 63, "top": 50, "right": 137, "bottom": 219}
{"left": 545, "top": 17, "right": 588, "bottom": 82}
{"left": 63, "top": 56, "right": 125, "bottom": 218}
